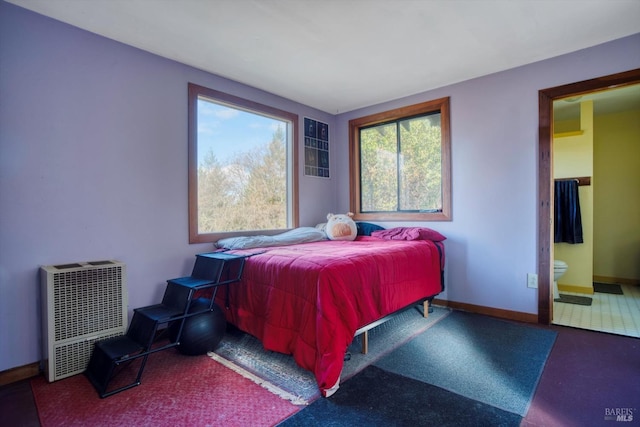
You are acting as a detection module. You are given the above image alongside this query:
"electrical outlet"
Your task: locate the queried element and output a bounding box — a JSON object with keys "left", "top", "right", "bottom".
{"left": 527, "top": 273, "right": 538, "bottom": 289}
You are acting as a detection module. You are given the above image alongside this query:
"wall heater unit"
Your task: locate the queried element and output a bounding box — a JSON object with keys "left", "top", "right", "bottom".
{"left": 40, "top": 260, "right": 128, "bottom": 382}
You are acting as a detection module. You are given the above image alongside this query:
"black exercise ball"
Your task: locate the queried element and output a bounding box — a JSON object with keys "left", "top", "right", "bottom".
{"left": 169, "top": 298, "right": 226, "bottom": 356}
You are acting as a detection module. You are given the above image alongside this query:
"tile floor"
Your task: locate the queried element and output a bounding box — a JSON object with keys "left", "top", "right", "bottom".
{"left": 553, "top": 284, "right": 640, "bottom": 338}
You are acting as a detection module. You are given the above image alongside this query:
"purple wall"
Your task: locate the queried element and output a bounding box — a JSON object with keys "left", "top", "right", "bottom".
{"left": 1, "top": 1, "right": 639, "bottom": 372}
{"left": 335, "top": 34, "right": 639, "bottom": 316}
{"left": 0, "top": 2, "right": 335, "bottom": 372}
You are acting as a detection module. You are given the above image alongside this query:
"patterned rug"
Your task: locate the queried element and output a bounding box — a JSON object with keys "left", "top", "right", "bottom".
{"left": 209, "top": 305, "right": 451, "bottom": 404}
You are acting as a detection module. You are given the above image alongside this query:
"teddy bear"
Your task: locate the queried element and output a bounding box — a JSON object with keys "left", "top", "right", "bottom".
{"left": 324, "top": 212, "right": 357, "bottom": 241}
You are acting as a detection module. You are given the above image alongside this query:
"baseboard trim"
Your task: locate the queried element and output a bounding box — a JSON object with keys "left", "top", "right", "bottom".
{"left": 558, "top": 284, "right": 594, "bottom": 295}
{"left": 593, "top": 275, "right": 640, "bottom": 286}
{"left": 0, "top": 362, "right": 40, "bottom": 386}
{"left": 432, "top": 298, "right": 538, "bottom": 324}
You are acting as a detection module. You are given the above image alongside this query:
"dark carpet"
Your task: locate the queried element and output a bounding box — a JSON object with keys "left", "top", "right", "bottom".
{"left": 277, "top": 365, "right": 521, "bottom": 427}
{"left": 374, "top": 311, "right": 556, "bottom": 416}
{"left": 525, "top": 324, "right": 640, "bottom": 427}
{"left": 279, "top": 311, "right": 557, "bottom": 425}
{"left": 11, "top": 310, "right": 639, "bottom": 427}
{"left": 555, "top": 294, "right": 593, "bottom": 306}
{"left": 593, "top": 282, "right": 624, "bottom": 295}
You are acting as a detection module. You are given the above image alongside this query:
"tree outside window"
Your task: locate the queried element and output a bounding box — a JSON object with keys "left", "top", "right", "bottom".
{"left": 349, "top": 97, "right": 451, "bottom": 221}
{"left": 188, "top": 83, "right": 298, "bottom": 243}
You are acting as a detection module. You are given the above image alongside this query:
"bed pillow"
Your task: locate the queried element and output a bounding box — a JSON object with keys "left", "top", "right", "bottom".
{"left": 355, "top": 222, "right": 385, "bottom": 236}
{"left": 216, "top": 227, "right": 327, "bottom": 250}
{"left": 371, "top": 227, "right": 446, "bottom": 242}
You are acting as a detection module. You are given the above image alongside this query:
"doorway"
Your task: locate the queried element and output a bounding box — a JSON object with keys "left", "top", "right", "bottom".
{"left": 537, "top": 68, "right": 640, "bottom": 326}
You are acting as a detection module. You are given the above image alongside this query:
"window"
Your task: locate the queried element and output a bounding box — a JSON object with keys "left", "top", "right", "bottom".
{"left": 188, "top": 83, "right": 298, "bottom": 243}
{"left": 349, "top": 97, "right": 451, "bottom": 221}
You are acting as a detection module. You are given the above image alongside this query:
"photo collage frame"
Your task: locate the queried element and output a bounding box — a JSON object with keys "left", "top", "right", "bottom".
{"left": 304, "top": 117, "right": 329, "bottom": 178}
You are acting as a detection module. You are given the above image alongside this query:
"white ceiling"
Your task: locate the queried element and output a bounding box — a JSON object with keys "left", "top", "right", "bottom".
{"left": 7, "top": 0, "right": 640, "bottom": 114}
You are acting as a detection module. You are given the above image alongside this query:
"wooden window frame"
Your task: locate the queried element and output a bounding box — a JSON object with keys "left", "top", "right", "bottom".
{"left": 348, "top": 97, "right": 452, "bottom": 221}
{"left": 188, "top": 83, "right": 299, "bottom": 244}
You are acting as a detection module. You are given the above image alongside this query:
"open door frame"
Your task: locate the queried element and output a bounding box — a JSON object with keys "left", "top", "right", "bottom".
{"left": 537, "top": 68, "right": 640, "bottom": 324}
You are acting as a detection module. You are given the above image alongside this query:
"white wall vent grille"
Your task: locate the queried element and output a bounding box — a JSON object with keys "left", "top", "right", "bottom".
{"left": 41, "top": 260, "right": 127, "bottom": 382}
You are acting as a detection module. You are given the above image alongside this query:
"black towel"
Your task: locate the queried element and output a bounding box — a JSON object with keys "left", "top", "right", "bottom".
{"left": 554, "top": 180, "right": 583, "bottom": 244}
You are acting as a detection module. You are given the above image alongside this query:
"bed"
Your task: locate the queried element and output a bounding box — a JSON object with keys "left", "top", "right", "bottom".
{"left": 212, "top": 229, "right": 445, "bottom": 397}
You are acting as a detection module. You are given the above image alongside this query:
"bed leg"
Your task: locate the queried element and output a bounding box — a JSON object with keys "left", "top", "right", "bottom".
{"left": 423, "top": 300, "right": 430, "bottom": 318}
{"left": 361, "top": 331, "right": 369, "bottom": 354}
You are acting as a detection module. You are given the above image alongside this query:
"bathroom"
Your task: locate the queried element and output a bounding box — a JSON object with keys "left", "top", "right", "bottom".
{"left": 551, "top": 84, "right": 640, "bottom": 337}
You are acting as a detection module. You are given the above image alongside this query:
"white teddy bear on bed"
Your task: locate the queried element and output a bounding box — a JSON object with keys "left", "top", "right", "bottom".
{"left": 323, "top": 212, "right": 357, "bottom": 241}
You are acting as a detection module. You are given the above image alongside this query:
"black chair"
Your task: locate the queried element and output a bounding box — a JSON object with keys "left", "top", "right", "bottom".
{"left": 85, "top": 281, "right": 194, "bottom": 397}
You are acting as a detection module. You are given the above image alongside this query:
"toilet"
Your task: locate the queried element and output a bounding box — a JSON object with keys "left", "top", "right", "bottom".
{"left": 553, "top": 260, "right": 568, "bottom": 300}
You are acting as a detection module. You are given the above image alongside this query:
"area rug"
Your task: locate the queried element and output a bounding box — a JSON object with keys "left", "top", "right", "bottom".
{"left": 277, "top": 365, "right": 522, "bottom": 427}
{"left": 593, "top": 282, "right": 623, "bottom": 295}
{"left": 31, "top": 348, "right": 299, "bottom": 427}
{"left": 555, "top": 294, "right": 593, "bottom": 306}
{"left": 373, "top": 311, "right": 557, "bottom": 416}
{"left": 209, "top": 305, "right": 451, "bottom": 404}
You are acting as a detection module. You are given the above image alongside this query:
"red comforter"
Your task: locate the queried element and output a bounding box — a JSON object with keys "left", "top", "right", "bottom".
{"left": 216, "top": 236, "right": 444, "bottom": 396}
